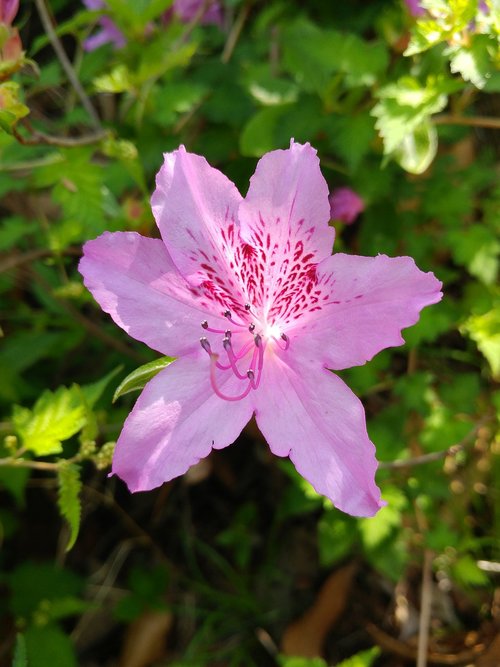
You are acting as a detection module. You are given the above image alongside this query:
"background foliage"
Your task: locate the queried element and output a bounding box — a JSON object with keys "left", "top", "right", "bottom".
{"left": 0, "top": 0, "right": 499, "bottom": 665}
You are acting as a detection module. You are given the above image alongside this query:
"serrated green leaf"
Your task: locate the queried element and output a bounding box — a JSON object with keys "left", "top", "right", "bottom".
{"left": 372, "top": 76, "right": 448, "bottom": 155}
{"left": 448, "top": 35, "right": 499, "bottom": 89}
{"left": 58, "top": 463, "right": 82, "bottom": 551}
{"left": 12, "top": 633, "right": 27, "bottom": 667}
{"left": 13, "top": 385, "right": 87, "bottom": 456}
{"left": 113, "top": 356, "right": 175, "bottom": 402}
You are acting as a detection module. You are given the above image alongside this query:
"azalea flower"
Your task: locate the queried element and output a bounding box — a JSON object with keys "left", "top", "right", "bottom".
{"left": 329, "top": 187, "right": 365, "bottom": 225}
{"left": 79, "top": 141, "right": 442, "bottom": 517}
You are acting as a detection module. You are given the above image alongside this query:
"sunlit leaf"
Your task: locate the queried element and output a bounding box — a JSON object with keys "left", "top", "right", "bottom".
{"left": 113, "top": 356, "right": 175, "bottom": 402}
{"left": 57, "top": 463, "right": 82, "bottom": 551}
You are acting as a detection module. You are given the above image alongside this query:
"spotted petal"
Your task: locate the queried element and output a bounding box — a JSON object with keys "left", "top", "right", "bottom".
{"left": 254, "top": 355, "right": 384, "bottom": 517}
{"left": 112, "top": 353, "right": 254, "bottom": 492}
{"left": 289, "top": 254, "right": 443, "bottom": 370}
{"left": 79, "top": 231, "right": 228, "bottom": 357}
{"left": 151, "top": 146, "right": 244, "bottom": 290}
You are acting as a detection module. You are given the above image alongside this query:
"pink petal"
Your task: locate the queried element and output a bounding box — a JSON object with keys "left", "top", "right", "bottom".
{"left": 239, "top": 141, "right": 334, "bottom": 265}
{"left": 79, "top": 231, "right": 227, "bottom": 357}
{"left": 151, "top": 146, "right": 244, "bottom": 291}
{"left": 290, "top": 254, "right": 443, "bottom": 370}
{"left": 254, "top": 356, "right": 384, "bottom": 517}
{"left": 112, "top": 353, "right": 254, "bottom": 491}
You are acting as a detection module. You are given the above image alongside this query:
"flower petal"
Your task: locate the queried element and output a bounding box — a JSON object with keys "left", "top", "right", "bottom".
{"left": 79, "top": 231, "right": 227, "bottom": 357}
{"left": 253, "top": 356, "right": 384, "bottom": 517}
{"left": 239, "top": 141, "right": 334, "bottom": 265}
{"left": 112, "top": 353, "right": 254, "bottom": 492}
{"left": 151, "top": 146, "right": 244, "bottom": 290}
{"left": 290, "top": 254, "right": 443, "bottom": 370}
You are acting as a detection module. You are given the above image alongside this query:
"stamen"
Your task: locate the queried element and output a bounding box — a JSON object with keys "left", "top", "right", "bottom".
{"left": 248, "top": 323, "right": 255, "bottom": 333}
{"left": 244, "top": 303, "right": 251, "bottom": 311}
{"left": 280, "top": 333, "right": 290, "bottom": 350}
{"left": 209, "top": 355, "right": 253, "bottom": 402}
{"left": 201, "top": 320, "right": 208, "bottom": 329}
{"left": 223, "top": 309, "right": 231, "bottom": 319}
{"left": 200, "top": 337, "right": 212, "bottom": 354}
{"left": 254, "top": 333, "right": 262, "bottom": 347}
{"left": 247, "top": 369, "right": 254, "bottom": 379}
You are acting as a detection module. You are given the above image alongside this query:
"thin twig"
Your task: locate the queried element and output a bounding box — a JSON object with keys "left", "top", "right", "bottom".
{"left": 434, "top": 114, "right": 500, "bottom": 130}
{"left": 12, "top": 125, "right": 109, "bottom": 148}
{"left": 378, "top": 417, "right": 492, "bottom": 470}
{"left": 0, "top": 247, "right": 78, "bottom": 274}
{"left": 221, "top": 0, "right": 252, "bottom": 64}
{"left": 34, "top": 0, "right": 102, "bottom": 129}
{"left": 0, "top": 458, "right": 60, "bottom": 470}
{"left": 29, "top": 265, "right": 147, "bottom": 363}
{"left": 417, "top": 549, "right": 433, "bottom": 667}
{"left": 174, "top": 0, "right": 215, "bottom": 48}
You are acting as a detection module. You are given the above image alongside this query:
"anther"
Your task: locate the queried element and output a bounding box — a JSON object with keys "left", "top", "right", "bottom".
{"left": 247, "top": 369, "right": 255, "bottom": 380}
{"left": 248, "top": 323, "right": 255, "bottom": 333}
{"left": 223, "top": 309, "right": 231, "bottom": 319}
{"left": 201, "top": 320, "right": 208, "bottom": 329}
{"left": 225, "top": 329, "right": 232, "bottom": 338}
{"left": 244, "top": 303, "right": 251, "bottom": 311}
{"left": 222, "top": 337, "right": 231, "bottom": 350}
{"left": 200, "top": 337, "right": 212, "bottom": 353}
{"left": 254, "top": 334, "right": 262, "bottom": 347}
{"left": 281, "top": 333, "right": 288, "bottom": 342}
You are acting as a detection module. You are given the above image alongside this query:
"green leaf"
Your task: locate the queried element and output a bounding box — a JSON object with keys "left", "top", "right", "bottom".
{"left": 81, "top": 366, "right": 124, "bottom": 408}
{"left": 336, "top": 647, "right": 381, "bottom": 667}
{"left": 359, "top": 486, "right": 407, "bottom": 550}
{"left": 93, "top": 64, "right": 132, "bottom": 93}
{"left": 12, "top": 634, "right": 27, "bottom": 667}
{"left": 113, "top": 356, "right": 175, "bottom": 402}
{"left": 57, "top": 463, "right": 82, "bottom": 551}
{"left": 278, "top": 657, "right": 328, "bottom": 667}
{"left": 372, "top": 76, "right": 448, "bottom": 155}
{"left": 25, "top": 625, "right": 77, "bottom": 667}
{"left": 7, "top": 562, "right": 83, "bottom": 617}
{"left": 393, "top": 118, "right": 437, "bottom": 174}
{"left": 13, "top": 385, "right": 87, "bottom": 456}
{"left": 448, "top": 35, "right": 500, "bottom": 90}
{"left": 451, "top": 554, "right": 489, "bottom": 588}
{"left": 461, "top": 305, "right": 500, "bottom": 378}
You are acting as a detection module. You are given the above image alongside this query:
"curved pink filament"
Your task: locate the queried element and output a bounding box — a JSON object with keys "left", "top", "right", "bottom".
{"left": 215, "top": 340, "right": 254, "bottom": 372}
{"left": 209, "top": 355, "right": 253, "bottom": 402}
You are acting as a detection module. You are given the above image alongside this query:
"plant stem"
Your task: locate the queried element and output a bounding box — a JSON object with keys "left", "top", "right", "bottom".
{"left": 34, "top": 0, "right": 102, "bottom": 129}
{"left": 434, "top": 114, "right": 500, "bottom": 130}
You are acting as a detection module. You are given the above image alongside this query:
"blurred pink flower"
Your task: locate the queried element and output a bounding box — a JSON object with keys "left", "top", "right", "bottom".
{"left": 79, "top": 141, "right": 442, "bottom": 517}
{"left": 0, "top": 0, "right": 19, "bottom": 25}
{"left": 164, "top": 0, "right": 223, "bottom": 27}
{"left": 404, "top": 0, "right": 425, "bottom": 17}
{"left": 82, "top": 0, "right": 126, "bottom": 51}
{"left": 329, "top": 187, "right": 365, "bottom": 225}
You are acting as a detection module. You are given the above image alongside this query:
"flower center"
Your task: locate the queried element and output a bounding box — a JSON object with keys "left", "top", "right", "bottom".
{"left": 199, "top": 305, "right": 289, "bottom": 401}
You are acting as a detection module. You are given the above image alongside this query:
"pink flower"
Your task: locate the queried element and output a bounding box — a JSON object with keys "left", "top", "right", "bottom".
{"left": 79, "top": 142, "right": 442, "bottom": 517}
{"left": 164, "top": 0, "right": 223, "bottom": 26}
{"left": 82, "top": 0, "right": 126, "bottom": 51}
{"left": 329, "top": 187, "right": 365, "bottom": 225}
{"left": 404, "top": 0, "right": 425, "bottom": 17}
{"left": 0, "top": 0, "right": 19, "bottom": 25}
